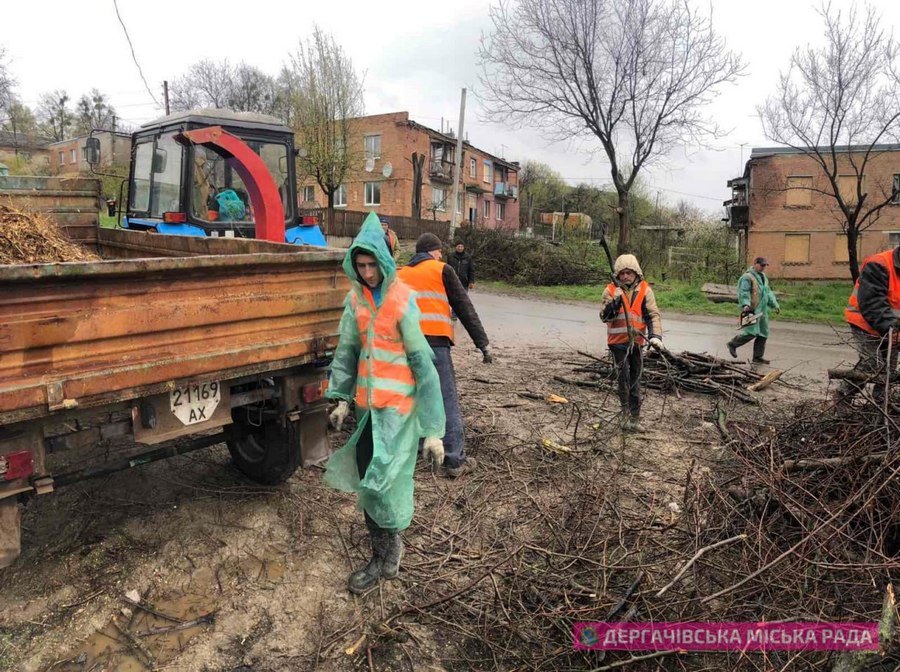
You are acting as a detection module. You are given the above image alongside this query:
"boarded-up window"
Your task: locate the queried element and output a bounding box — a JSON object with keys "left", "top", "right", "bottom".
{"left": 834, "top": 233, "right": 862, "bottom": 263}
{"left": 784, "top": 234, "right": 810, "bottom": 263}
{"left": 786, "top": 176, "right": 813, "bottom": 206}
{"left": 837, "top": 175, "right": 864, "bottom": 204}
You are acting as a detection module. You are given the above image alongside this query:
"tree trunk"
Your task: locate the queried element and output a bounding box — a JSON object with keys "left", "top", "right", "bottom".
{"left": 616, "top": 188, "right": 631, "bottom": 255}
{"left": 847, "top": 221, "right": 861, "bottom": 282}
{"left": 326, "top": 190, "right": 335, "bottom": 233}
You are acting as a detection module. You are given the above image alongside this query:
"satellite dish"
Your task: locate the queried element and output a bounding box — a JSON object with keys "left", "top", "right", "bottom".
{"left": 382, "top": 162, "right": 393, "bottom": 178}
{"left": 364, "top": 157, "right": 375, "bottom": 172}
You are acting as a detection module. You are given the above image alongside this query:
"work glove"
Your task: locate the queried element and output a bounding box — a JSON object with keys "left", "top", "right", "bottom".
{"left": 423, "top": 437, "right": 445, "bottom": 466}
{"left": 329, "top": 400, "right": 349, "bottom": 431}
{"left": 601, "top": 296, "right": 623, "bottom": 321}
{"left": 648, "top": 336, "right": 665, "bottom": 351}
{"left": 481, "top": 346, "right": 494, "bottom": 364}
{"left": 740, "top": 305, "right": 753, "bottom": 318}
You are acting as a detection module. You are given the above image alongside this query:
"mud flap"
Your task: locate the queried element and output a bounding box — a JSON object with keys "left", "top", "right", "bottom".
{"left": 0, "top": 498, "right": 21, "bottom": 568}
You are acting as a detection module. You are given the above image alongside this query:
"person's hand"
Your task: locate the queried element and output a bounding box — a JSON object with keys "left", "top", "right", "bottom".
{"left": 423, "top": 437, "right": 444, "bottom": 466}
{"left": 648, "top": 336, "right": 666, "bottom": 351}
{"left": 470, "top": 282, "right": 476, "bottom": 290}
{"left": 774, "top": 307, "right": 781, "bottom": 314}
{"left": 481, "top": 346, "right": 493, "bottom": 364}
{"left": 329, "top": 401, "right": 349, "bottom": 431}
{"left": 740, "top": 305, "right": 753, "bottom": 318}
{"left": 602, "top": 296, "right": 623, "bottom": 321}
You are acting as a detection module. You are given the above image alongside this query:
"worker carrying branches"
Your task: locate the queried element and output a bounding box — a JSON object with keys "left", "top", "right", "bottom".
{"left": 599, "top": 254, "right": 664, "bottom": 432}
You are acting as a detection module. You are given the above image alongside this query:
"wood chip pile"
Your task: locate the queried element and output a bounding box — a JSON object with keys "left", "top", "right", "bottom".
{"left": 0, "top": 202, "right": 98, "bottom": 264}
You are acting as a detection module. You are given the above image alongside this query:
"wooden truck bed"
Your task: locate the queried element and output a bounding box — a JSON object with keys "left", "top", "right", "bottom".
{"left": 0, "top": 228, "right": 348, "bottom": 425}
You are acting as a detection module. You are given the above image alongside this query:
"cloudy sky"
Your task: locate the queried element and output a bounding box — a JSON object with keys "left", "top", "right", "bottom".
{"left": 1, "top": 0, "right": 894, "bottom": 213}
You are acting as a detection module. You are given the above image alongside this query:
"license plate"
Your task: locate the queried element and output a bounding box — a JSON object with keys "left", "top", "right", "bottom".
{"left": 170, "top": 381, "right": 222, "bottom": 425}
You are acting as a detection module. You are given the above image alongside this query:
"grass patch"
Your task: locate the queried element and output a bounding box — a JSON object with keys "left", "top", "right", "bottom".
{"left": 480, "top": 279, "right": 852, "bottom": 326}
{"left": 99, "top": 212, "right": 118, "bottom": 229}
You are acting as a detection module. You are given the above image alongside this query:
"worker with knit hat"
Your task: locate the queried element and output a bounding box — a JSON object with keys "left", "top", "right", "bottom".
{"left": 398, "top": 232, "right": 491, "bottom": 477}
{"left": 599, "top": 254, "right": 664, "bottom": 432}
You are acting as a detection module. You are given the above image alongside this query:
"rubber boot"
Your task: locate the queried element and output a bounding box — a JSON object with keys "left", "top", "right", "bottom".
{"left": 626, "top": 414, "right": 645, "bottom": 433}
{"left": 381, "top": 531, "right": 404, "bottom": 580}
{"left": 348, "top": 528, "right": 384, "bottom": 594}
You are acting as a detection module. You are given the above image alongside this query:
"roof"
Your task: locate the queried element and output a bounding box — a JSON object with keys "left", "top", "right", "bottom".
{"left": 0, "top": 130, "right": 51, "bottom": 150}
{"left": 47, "top": 130, "right": 131, "bottom": 148}
{"left": 750, "top": 143, "right": 900, "bottom": 158}
{"left": 405, "top": 118, "right": 519, "bottom": 170}
{"left": 141, "top": 108, "right": 290, "bottom": 134}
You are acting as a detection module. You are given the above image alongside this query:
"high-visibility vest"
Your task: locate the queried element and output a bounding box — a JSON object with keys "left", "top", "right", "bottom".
{"left": 351, "top": 281, "right": 416, "bottom": 416}
{"left": 387, "top": 229, "right": 399, "bottom": 256}
{"left": 845, "top": 249, "right": 900, "bottom": 340}
{"left": 397, "top": 259, "right": 454, "bottom": 339}
{"left": 605, "top": 281, "right": 648, "bottom": 346}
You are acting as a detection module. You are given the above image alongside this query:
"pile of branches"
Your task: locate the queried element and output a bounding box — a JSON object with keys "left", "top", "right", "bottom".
{"left": 0, "top": 202, "right": 98, "bottom": 264}
{"left": 458, "top": 227, "right": 605, "bottom": 286}
{"left": 562, "top": 349, "right": 773, "bottom": 403}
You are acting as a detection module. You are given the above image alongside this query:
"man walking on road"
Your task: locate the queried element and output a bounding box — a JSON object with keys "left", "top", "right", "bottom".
{"left": 834, "top": 245, "right": 900, "bottom": 404}
{"left": 727, "top": 257, "right": 780, "bottom": 364}
{"left": 380, "top": 216, "right": 400, "bottom": 262}
{"left": 599, "top": 254, "right": 664, "bottom": 432}
{"left": 325, "top": 213, "right": 446, "bottom": 594}
{"left": 398, "top": 232, "right": 492, "bottom": 477}
{"left": 447, "top": 240, "right": 475, "bottom": 291}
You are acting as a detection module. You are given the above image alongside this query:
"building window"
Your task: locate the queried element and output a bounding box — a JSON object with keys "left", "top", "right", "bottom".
{"left": 58, "top": 151, "right": 65, "bottom": 165}
{"left": 838, "top": 174, "right": 864, "bottom": 205}
{"left": 432, "top": 187, "right": 446, "bottom": 211}
{"left": 786, "top": 176, "right": 812, "bottom": 206}
{"left": 469, "top": 157, "right": 477, "bottom": 178}
{"left": 889, "top": 232, "right": 900, "bottom": 247}
{"left": 834, "top": 233, "right": 862, "bottom": 263}
{"left": 364, "top": 182, "right": 381, "bottom": 206}
{"left": 483, "top": 160, "right": 492, "bottom": 184}
{"left": 364, "top": 134, "right": 381, "bottom": 160}
{"left": 483, "top": 200, "right": 491, "bottom": 219}
{"left": 496, "top": 201, "right": 506, "bottom": 220}
{"left": 334, "top": 184, "right": 347, "bottom": 207}
{"left": 892, "top": 174, "right": 899, "bottom": 204}
{"left": 302, "top": 186, "right": 315, "bottom": 202}
{"left": 784, "top": 234, "right": 811, "bottom": 264}
{"left": 456, "top": 193, "right": 463, "bottom": 215}
{"left": 70, "top": 148, "right": 76, "bottom": 163}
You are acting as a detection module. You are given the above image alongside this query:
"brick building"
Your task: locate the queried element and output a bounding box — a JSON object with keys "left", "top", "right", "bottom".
{"left": 48, "top": 130, "right": 132, "bottom": 175}
{"left": 725, "top": 145, "right": 900, "bottom": 279}
{"left": 298, "top": 111, "right": 520, "bottom": 231}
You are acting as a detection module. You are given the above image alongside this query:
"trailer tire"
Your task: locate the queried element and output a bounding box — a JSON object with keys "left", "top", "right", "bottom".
{"left": 225, "top": 417, "right": 301, "bottom": 486}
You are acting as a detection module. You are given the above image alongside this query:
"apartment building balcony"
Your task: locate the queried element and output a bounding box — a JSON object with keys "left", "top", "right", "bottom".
{"left": 493, "top": 182, "right": 518, "bottom": 199}
{"left": 429, "top": 159, "right": 454, "bottom": 183}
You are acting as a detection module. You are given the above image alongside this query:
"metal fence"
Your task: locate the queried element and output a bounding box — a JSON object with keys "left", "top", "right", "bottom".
{"left": 300, "top": 208, "right": 451, "bottom": 242}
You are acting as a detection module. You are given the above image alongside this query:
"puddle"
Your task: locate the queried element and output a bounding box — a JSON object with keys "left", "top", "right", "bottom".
{"left": 53, "top": 551, "right": 286, "bottom": 671}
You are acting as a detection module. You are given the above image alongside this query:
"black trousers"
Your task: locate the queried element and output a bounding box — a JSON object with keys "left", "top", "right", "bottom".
{"left": 611, "top": 345, "right": 643, "bottom": 416}
{"left": 728, "top": 333, "right": 767, "bottom": 359}
{"left": 355, "top": 417, "right": 389, "bottom": 532}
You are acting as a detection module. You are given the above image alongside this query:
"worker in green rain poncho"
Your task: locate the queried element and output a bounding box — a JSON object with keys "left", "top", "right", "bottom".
{"left": 726, "top": 257, "right": 781, "bottom": 364}
{"left": 325, "top": 211, "right": 446, "bottom": 594}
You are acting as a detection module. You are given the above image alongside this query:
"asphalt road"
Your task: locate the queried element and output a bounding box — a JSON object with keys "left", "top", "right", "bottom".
{"left": 464, "top": 290, "right": 854, "bottom": 383}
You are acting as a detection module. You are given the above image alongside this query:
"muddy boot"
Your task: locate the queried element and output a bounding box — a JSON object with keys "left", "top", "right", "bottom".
{"left": 626, "top": 415, "right": 645, "bottom": 433}
{"left": 348, "top": 529, "right": 384, "bottom": 594}
{"left": 381, "top": 531, "right": 404, "bottom": 580}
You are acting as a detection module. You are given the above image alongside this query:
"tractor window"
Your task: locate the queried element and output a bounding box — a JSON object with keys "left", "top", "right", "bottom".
{"left": 129, "top": 134, "right": 183, "bottom": 217}
{"left": 190, "top": 142, "right": 291, "bottom": 224}
{"left": 130, "top": 142, "right": 153, "bottom": 212}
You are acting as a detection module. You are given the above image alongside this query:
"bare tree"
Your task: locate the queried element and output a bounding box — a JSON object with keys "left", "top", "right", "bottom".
{"left": 37, "top": 90, "right": 73, "bottom": 142}
{"left": 479, "top": 0, "right": 744, "bottom": 253}
{"left": 228, "top": 63, "right": 277, "bottom": 114}
{"left": 760, "top": 2, "right": 900, "bottom": 281}
{"left": 170, "top": 59, "right": 278, "bottom": 115}
{"left": 75, "top": 88, "right": 117, "bottom": 135}
{"left": 1, "top": 99, "right": 38, "bottom": 157}
{"left": 285, "top": 26, "right": 365, "bottom": 224}
{"left": 0, "top": 47, "right": 14, "bottom": 119}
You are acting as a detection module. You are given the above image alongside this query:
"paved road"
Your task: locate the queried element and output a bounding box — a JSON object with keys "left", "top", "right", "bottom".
{"left": 465, "top": 290, "right": 854, "bottom": 382}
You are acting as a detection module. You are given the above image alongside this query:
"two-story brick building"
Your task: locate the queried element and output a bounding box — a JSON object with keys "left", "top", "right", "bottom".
{"left": 298, "top": 111, "right": 520, "bottom": 231}
{"left": 48, "top": 130, "right": 132, "bottom": 175}
{"left": 725, "top": 145, "right": 900, "bottom": 279}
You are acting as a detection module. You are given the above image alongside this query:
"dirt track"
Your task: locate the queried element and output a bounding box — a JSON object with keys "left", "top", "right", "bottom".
{"left": 0, "top": 342, "right": 815, "bottom": 671}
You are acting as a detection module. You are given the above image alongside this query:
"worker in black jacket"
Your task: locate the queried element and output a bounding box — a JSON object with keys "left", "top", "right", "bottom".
{"left": 398, "top": 233, "right": 491, "bottom": 478}
{"left": 447, "top": 240, "right": 475, "bottom": 290}
{"left": 836, "top": 245, "right": 900, "bottom": 404}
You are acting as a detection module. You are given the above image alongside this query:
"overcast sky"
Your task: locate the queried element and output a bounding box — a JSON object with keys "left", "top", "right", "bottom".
{"left": 1, "top": 0, "right": 894, "bottom": 213}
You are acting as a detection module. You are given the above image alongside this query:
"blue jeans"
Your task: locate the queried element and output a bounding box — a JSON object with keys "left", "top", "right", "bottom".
{"left": 431, "top": 345, "right": 466, "bottom": 468}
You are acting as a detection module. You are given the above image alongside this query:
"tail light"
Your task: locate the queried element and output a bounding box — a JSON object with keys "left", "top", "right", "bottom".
{"left": 0, "top": 451, "right": 34, "bottom": 481}
{"left": 163, "top": 211, "right": 188, "bottom": 223}
{"left": 302, "top": 380, "right": 328, "bottom": 404}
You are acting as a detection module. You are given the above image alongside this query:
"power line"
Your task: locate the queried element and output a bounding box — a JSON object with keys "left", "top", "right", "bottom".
{"left": 112, "top": 0, "right": 161, "bottom": 107}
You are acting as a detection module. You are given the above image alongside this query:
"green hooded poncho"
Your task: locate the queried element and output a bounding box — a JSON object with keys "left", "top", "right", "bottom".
{"left": 737, "top": 267, "right": 780, "bottom": 339}
{"left": 324, "top": 212, "right": 446, "bottom": 530}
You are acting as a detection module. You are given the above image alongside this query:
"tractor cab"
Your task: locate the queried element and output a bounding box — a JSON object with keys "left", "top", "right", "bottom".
{"left": 124, "top": 109, "right": 326, "bottom": 246}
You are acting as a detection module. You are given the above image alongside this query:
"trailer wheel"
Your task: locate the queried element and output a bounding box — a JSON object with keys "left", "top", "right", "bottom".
{"left": 225, "top": 416, "right": 301, "bottom": 485}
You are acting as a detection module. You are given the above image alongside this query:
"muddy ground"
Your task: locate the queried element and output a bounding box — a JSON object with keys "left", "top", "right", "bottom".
{"left": 0, "top": 344, "right": 821, "bottom": 671}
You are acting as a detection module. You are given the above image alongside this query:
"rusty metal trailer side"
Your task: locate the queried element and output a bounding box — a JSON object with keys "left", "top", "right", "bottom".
{"left": 0, "top": 229, "right": 349, "bottom": 426}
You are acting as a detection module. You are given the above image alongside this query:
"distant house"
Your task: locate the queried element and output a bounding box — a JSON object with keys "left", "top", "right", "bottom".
{"left": 0, "top": 130, "right": 50, "bottom": 169}
{"left": 48, "top": 130, "right": 132, "bottom": 175}
{"left": 298, "top": 111, "right": 521, "bottom": 231}
{"left": 725, "top": 145, "right": 900, "bottom": 279}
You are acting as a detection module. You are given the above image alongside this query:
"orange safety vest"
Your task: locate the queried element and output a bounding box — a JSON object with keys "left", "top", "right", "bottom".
{"left": 605, "top": 281, "right": 648, "bottom": 346}
{"left": 845, "top": 249, "right": 900, "bottom": 340}
{"left": 351, "top": 282, "right": 416, "bottom": 416}
{"left": 397, "top": 259, "right": 454, "bottom": 339}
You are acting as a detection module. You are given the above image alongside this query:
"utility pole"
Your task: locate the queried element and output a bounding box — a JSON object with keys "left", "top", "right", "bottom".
{"left": 448, "top": 88, "right": 467, "bottom": 239}
{"left": 163, "top": 81, "right": 171, "bottom": 115}
{"left": 111, "top": 115, "right": 117, "bottom": 166}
